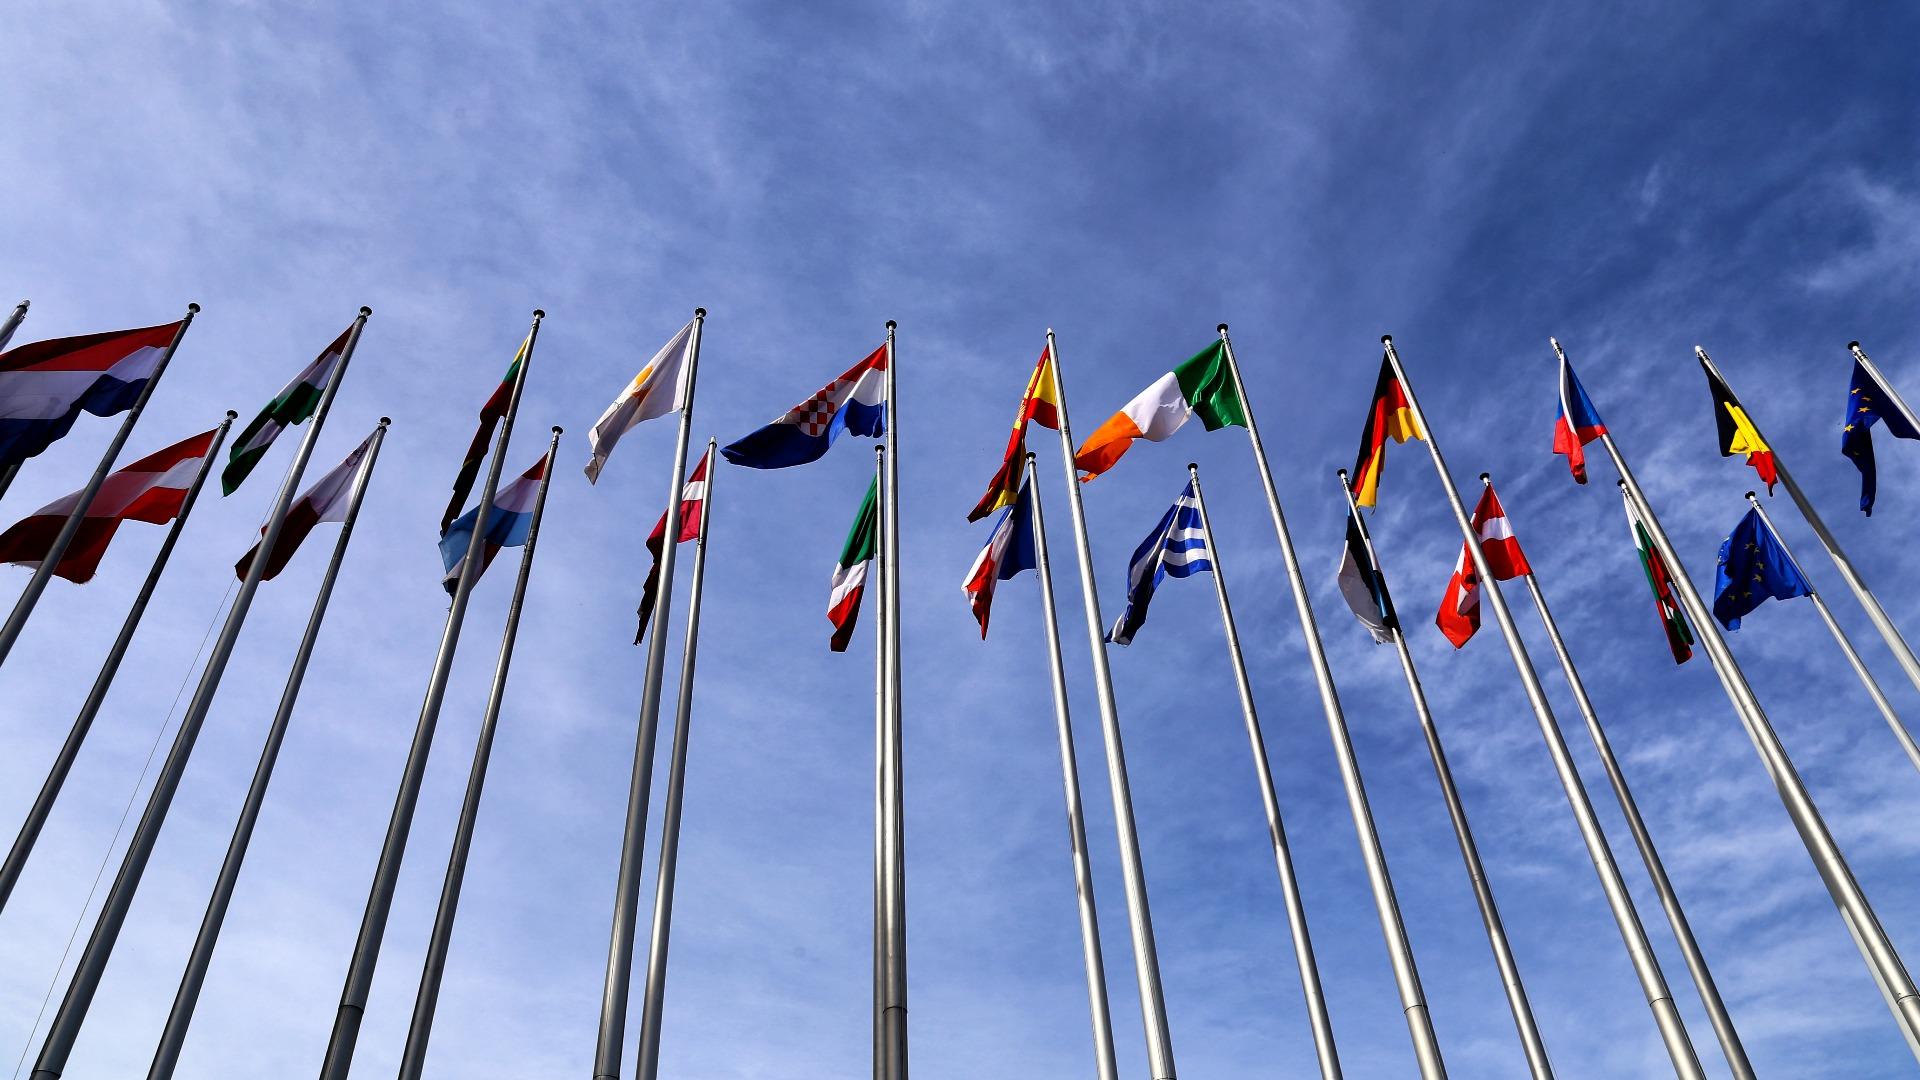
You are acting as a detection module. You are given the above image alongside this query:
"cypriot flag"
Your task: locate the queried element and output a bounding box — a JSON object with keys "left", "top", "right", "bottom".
{"left": 584, "top": 319, "right": 695, "bottom": 483}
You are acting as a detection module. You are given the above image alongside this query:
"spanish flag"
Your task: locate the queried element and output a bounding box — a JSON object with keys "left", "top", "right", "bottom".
{"left": 1701, "top": 359, "right": 1776, "bottom": 494}
{"left": 968, "top": 344, "right": 1061, "bottom": 521}
{"left": 1349, "top": 354, "right": 1423, "bottom": 507}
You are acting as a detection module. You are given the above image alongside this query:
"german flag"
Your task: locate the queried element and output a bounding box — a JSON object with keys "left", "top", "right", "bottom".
{"left": 968, "top": 343, "right": 1061, "bottom": 521}
{"left": 1349, "top": 353, "right": 1424, "bottom": 507}
{"left": 1701, "top": 359, "right": 1776, "bottom": 494}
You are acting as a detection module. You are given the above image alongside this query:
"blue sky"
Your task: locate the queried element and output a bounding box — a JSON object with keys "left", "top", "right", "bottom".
{"left": 3, "top": 2, "right": 1919, "bottom": 1077}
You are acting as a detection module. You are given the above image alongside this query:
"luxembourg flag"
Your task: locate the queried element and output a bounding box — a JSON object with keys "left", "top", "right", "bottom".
{"left": 1552, "top": 352, "right": 1608, "bottom": 484}
{"left": 721, "top": 345, "right": 887, "bottom": 469}
{"left": 0, "top": 321, "right": 183, "bottom": 468}
{"left": 0, "top": 427, "right": 216, "bottom": 583}
{"left": 440, "top": 456, "right": 546, "bottom": 591}
{"left": 1437, "top": 481, "right": 1532, "bottom": 648}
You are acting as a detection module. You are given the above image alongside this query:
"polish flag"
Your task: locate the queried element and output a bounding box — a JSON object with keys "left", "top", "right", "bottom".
{"left": 1437, "top": 481, "right": 1532, "bottom": 648}
{"left": 0, "top": 428, "right": 217, "bottom": 583}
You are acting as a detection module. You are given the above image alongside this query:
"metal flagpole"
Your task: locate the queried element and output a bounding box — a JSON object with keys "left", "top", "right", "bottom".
{"left": 872, "top": 443, "right": 887, "bottom": 1080}
{"left": 1382, "top": 335, "right": 1705, "bottom": 1079}
{"left": 148, "top": 417, "right": 390, "bottom": 1080}
{"left": 1215, "top": 325, "right": 1444, "bottom": 1078}
{"left": 594, "top": 307, "right": 706, "bottom": 1080}
{"left": 1336, "top": 470, "right": 1551, "bottom": 1080}
{"left": 0, "top": 304, "right": 199, "bottom": 668}
{"left": 32, "top": 305, "right": 368, "bottom": 1080}
{"left": 397, "top": 426, "right": 562, "bottom": 1080}
{"left": 320, "top": 308, "right": 540, "bottom": 1080}
{"left": 0, "top": 409, "right": 236, "bottom": 914}
{"left": 1744, "top": 490, "right": 1920, "bottom": 776}
{"left": 879, "top": 320, "right": 909, "bottom": 1080}
{"left": 1023, "top": 452, "right": 1120, "bottom": 1080}
{"left": 1188, "top": 463, "right": 1343, "bottom": 1080}
{"left": 634, "top": 437, "right": 717, "bottom": 1080}
{"left": 0, "top": 301, "right": 30, "bottom": 502}
{"left": 1046, "top": 328, "right": 1178, "bottom": 1080}
{"left": 1849, "top": 341, "right": 1920, "bottom": 440}
{"left": 1490, "top": 472, "right": 1753, "bottom": 1080}
{"left": 1699, "top": 346, "right": 1920, "bottom": 699}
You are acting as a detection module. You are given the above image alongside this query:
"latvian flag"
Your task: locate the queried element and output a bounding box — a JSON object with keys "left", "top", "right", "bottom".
{"left": 969, "top": 345, "right": 1061, "bottom": 521}
{"left": 235, "top": 431, "right": 376, "bottom": 582}
{"left": 1107, "top": 479, "right": 1212, "bottom": 646}
{"left": 961, "top": 477, "right": 1036, "bottom": 637}
{"left": 0, "top": 321, "right": 183, "bottom": 469}
{"left": 223, "top": 328, "right": 349, "bottom": 495}
{"left": 635, "top": 448, "right": 712, "bottom": 644}
{"left": 1623, "top": 486, "right": 1693, "bottom": 664}
{"left": 440, "top": 456, "right": 547, "bottom": 592}
{"left": 0, "top": 427, "right": 216, "bottom": 583}
{"left": 1437, "top": 481, "right": 1532, "bottom": 648}
{"left": 829, "top": 476, "right": 880, "bottom": 652}
{"left": 1552, "top": 352, "right": 1608, "bottom": 483}
{"left": 723, "top": 345, "right": 887, "bottom": 470}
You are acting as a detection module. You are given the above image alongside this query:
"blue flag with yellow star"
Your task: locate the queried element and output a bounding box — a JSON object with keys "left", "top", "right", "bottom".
{"left": 1713, "top": 507, "right": 1811, "bottom": 630}
{"left": 1841, "top": 358, "right": 1919, "bottom": 515}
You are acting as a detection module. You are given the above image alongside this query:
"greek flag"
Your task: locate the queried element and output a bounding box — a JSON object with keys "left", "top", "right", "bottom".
{"left": 1107, "top": 479, "right": 1212, "bottom": 646}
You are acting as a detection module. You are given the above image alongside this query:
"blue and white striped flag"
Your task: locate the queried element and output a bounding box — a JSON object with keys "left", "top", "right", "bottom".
{"left": 1107, "top": 478, "right": 1212, "bottom": 646}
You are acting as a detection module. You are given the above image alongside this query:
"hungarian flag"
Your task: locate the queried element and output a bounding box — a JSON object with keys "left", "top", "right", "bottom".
{"left": 0, "top": 427, "right": 216, "bottom": 583}
{"left": 444, "top": 336, "right": 527, "bottom": 533}
{"left": 1349, "top": 353, "right": 1424, "bottom": 507}
{"left": 440, "top": 456, "right": 547, "bottom": 591}
{"left": 829, "top": 476, "right": 880, "bottom": 652}
{"left": 1622, "top": 487, "right": 1693, "bottom": 664}
{"left": 223, "top": 328, "right": 348, "bottom": 495}
{"left": 1840, "top": 356, "right": 1919, "bottom": 516}
{"left": 585, "top": 319, "right": 694, "bottom": 483}
{"left": 1700, "top": 360, "right": 1776, "bottom": 495}
{"left": 969, "top": 344, "right": 1061, "bottom": 521}
{"left": 235, "top": 431, "right": 375, "bottom": 582}
{"left": 961, "top": 477, "right": 1036, "bottom": 637}
{"left": 1552, "top": 352, "right": 1608, "bottom": 483}
{"left": 1073, "top": 341, "right": 1244, "bottom": 481}
{"left": 1335, "top": 506, "right": 1397, "bottom": 645}
{"left": 1437, "top": 482, "right": 1531, "bottom": 648}
{"left": 635, "top": 448, "right": 712, "bottom": 644}
{"left": 0, "top": 320, "right": 183, "bottom": 470}
{"left": 723, "top": 345, "right": 887, "bottom": 471}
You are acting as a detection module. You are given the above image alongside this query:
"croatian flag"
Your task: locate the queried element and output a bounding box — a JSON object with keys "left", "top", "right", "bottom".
{"left": 0, "top": 427, "right": 216, "bottom": 583}
{"left": 0, "top": 321, "right": 182, "bottom": 468}
{"left": 721, "top": 345, "right": 887, "bottom": 469}
{"left": 1107, "top": 479, "right": 1213, "bottom": 646}
{"left": 440, "top": 456, "right": 546, "bottom": 591}
{"left": 1552, "top": 353, "right": 1608, "bottom": 484}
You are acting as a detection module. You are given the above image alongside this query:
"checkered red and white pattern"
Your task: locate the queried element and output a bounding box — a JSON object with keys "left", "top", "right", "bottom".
{"left": 777, "top": 348, "right": 887, "bottom": 433}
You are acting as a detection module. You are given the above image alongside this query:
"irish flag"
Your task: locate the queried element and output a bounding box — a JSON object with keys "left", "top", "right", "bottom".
{"left": 829, "top": 476, "right": 879, "bottom": 652}
{"left": 223, "top": 328, "right": 349, "bottom": 495}
{"left": 0, "top": 320, "right": 184, "bottom": 469}
{"left": 440, "top": 456, "right": 547, "bottom": 591}
{"left": 1073, "top": 341, "right": 1244, "bottom": 481}
{"left": 0, "top": 427, "right": 216, "bottom": 583}
{"left": 235, "top": 431, "right": 376, "bottom": 581}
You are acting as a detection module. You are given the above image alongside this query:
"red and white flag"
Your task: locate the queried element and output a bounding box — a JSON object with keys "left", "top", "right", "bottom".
{"left": 235, "top": 432, "right": 376, "bottom": 582}
{"left": 1437, "top": 482, "right": 1532, "bottom": 648}
{"left": 635, "top": 448, "right": 712, "bottom": 643}
{"left": 0, "top": 428, "right": 217, "bottom": 583}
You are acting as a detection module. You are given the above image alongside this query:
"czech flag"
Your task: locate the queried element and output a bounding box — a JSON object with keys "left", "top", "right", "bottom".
{"left": 0, "top": 321, "right": 182, "bottom": 469}
{"left": 1552, "top": 353, "right": 1608, "bottom": 483}
{"left": 722, "top": 345, "right": 887, "bottom": 470}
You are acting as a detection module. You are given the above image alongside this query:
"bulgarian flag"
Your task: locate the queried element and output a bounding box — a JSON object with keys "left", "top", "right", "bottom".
{"left": 1622, "top": 486, "right": 1693, "bottom": 664}
{"left": 443, "top": 336, "right": 527, "bottom": 533}
{"left": 1073, "top": 341, "right": 1244, "bottom": 481}
{"left": 829, "top": 476, "right": 880, "bottom": 652}
{"left": 235, "top": 430, "right": 375, "bottom": 582}
{"left": 223, "top": 328, "right": 349, "bottom": 495}
{"left": 0, "top": 427, "right": 217, "bottom": 583}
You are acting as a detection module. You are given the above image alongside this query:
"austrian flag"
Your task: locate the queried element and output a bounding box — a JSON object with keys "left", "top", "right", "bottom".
{"left": 0, "top": 427, "right": 217, "bottom": 583}
{"left": 1437, "top": 481, "right": 1532, "bottom": 648}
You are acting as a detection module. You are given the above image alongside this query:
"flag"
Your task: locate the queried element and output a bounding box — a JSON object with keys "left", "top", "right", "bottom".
{"left": 1712, "top": 507, "right": 1812, "bottom": 631}
{"left": 0, "top": 321, "right": 182, "bottom": 470}
{"left": 444, "top": 336, "right": 527, "bottom": 533}
{"left": 1623, "top": 487, "right": 1693, "bottom": 664}
{"left": 1437, "top": 483, "right": 1532, "bottom": 648}
{"left": 1840, "top": 358, "right": 1919, "bottom": 516}
{"left": 1553, "top": 352, "right": 1608, "bottom": 483}
{"left": 1336, "top": 508, "right": 1397, "bottom": 644}
{"left": 1073, "top": 341, "right": 1243, "bottom": 481}
{"left": 723, "top": 345, "right": 887, "bottom": 470}
{"left": 961, "top": 478, "right": 1037, "bottom": 637}
{"left": 223, "top": 328, "right": 348, "bottom": 495}
{"left": 635, "top": 448, "right": 711, "bottom": 644}
{"left": 585, "top": 319, "right": 695, "bottom": 483}
{"left": 969, "top": 345, "right": 1061, "bottom": 521}
{"left": 1349, "top": 353, "right": 1424, "bottom": 507}
{"left": 1106, "top": 479, "right": 1212, "bottom": 646}
{"left": 440, "top": 456, "right": 546, "bottom": 591}
{"left": 829, "top": 476, "right": 880, "bottom": 652}
{"left": 235, "top": 432, "right": 374, "bottom": 582}
{"left": 1701, "top": 360, "right": 1776, "bottom": 495}
{"left": 0, "top": 427, "right": 215, "bottom": 583}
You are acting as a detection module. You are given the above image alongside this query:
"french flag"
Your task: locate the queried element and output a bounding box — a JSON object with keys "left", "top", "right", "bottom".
{"left": 721, "top": 345, "right": 887, "bottom": 469}
{"left": 1552, "top": 353, "right": 1608, "bottom": 484}
{"left": 440, "top": 456, "right": 547, "bottom": 591}
{"left": 0, "top": 427, "right": 216, "bottom": 583}
{"left": 0, "top": 321, "right": 183, "bottom": 469}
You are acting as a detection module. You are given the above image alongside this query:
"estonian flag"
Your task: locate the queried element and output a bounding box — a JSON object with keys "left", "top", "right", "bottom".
{"left": 1712, "top": 507, "right": 1811, "bottom": 631}
{"left": 1106, "top": 478, "right": 1212, "bottom": 646}
{"left": 1841, "top": 355, "right": 1919, "bottom": 516}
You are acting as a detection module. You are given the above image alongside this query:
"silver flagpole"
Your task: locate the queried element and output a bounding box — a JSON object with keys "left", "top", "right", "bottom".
{"left": 1188, "top": 463, "right": 1343, "bottom": 1080}
{"left": 397, "top": 426, "right": 562, "bottom": 1080}
{"left": 321, "top": 308, "right": 541, "bottom": 1080}
{"left": 1023, "top": 452, "right": 1121, "bottom": 1080}
{"left": 0, "top": 409, "right": 236, "bottom": 914}
{"left": 0, "top": 304, "right": 199, "bottom": 668}
{"left": 148, "top": 417, "right": 391, "bottom": 1080}
{"left": 1046, "top": 328, "right": 1178, "bottom": 1080}
{"left": 1849, "top": 341, "right": 1920, "bottom": 437}
{"left": 1336, "top": 470, "right": 1550, "bottom": 1080}
{"left": 634, "top": 437, "right": 717, "bottom": 1080}
{"left": 33, "top": 305, "right": 369, "bottom": 1080}
{"left": 594, "top": 307, "right": 706, "bottom": 1080}
{"left": 1382, "top": 335, "right": 1705, "bottom": 1079}
{"left": 1699, "top": 346, "right": 1920, "bottom": 699}
{"left": 1216, "top": 325, "right": 1443, "bottom": 1078}
{"left": 872, "top": 443, "right": 887, "bottom": 1080}
{"left": 879, "top": 320, "right": 908, "bottom": 1080}
{"left": 0, "top": 301, "right": 31, "bottom": 501}
{"left": 1744, "top": 490, "right": 1920, "bottom": 776}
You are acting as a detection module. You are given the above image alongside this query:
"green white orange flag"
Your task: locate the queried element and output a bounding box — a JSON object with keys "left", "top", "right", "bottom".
{"left": 1072, "top": 341, "right": 1244, "bottom": 481}
{"left": 223, "top": 328, "right": 348, "bottom": 495}
{"left": 829, "top": 476, "right": 880, "bottom": 652}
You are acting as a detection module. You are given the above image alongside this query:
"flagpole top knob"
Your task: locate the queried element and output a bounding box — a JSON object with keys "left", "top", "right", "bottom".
{"left": 1025, "top": 451, "right": 1036, "bottom": 463}
{"left": 1479, "top": 471, "right": 1491, "bottom": 482}
{"left": 552, "top": 425, "right": 563, "bottom": 435}
{"left": 1216, "top": 323, "right": 1229, "bottom": 334}
{"left": 225, "top": 409, "right": 239, "bottom": 420}
{"left": 1187, "top": 462, "right": 1199, "bottom": 471}
{"left": 1694, "top": 345, "right": 1709, "bottom": 359}
{"left": 380, "top": 416, "right": 392, "bottom": 426}
{"left": 694, "top": 307, "right": 706, "bottom": 318}
{"left": 359, "top": 306, "right": 373, "bottom": 317}
{"left": 533, "top": 309, "right": 546, "bottom": 320}
{"left": 1745, "top": 490, "right": 1757, "bottom": 500}
{"left": 187, "top": 302, "right": 201, "bottom": 314}
{"left": 886, "top": 319, "right": 897, "bottom": 330}
{"left": 1337, "top": 468, "right": 1349, "bottom": 482}
{"left": 14, "top": 299, "right": 27, "bottom": 309}
{"left": 1848, "top": 340, "right": 1862, "bottom": 351}
{"left": 1617, "top": 479, "right": 1629, "bottom": 490}
{"left": 1380, "top": 333, "right": 1393, "bottom": 345}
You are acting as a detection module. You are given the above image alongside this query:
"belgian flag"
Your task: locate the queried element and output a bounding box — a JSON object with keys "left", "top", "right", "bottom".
{"left": 1349, "top": 353, "right": 1424, "bottom": 507}
{"left": 1701, "top": 358, "right": 1777, "bottom": 494}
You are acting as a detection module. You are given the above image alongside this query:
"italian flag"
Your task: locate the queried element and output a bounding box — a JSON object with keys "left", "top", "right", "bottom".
{"left": 222, "top": 327, "right": 349, "bottom": 495}
{"left": 829, "top": 476, "right": 879, "bottom": 652}
{"left": 1623, "top": 486, "right": 1694, "bottom": 664}
{"left": 1073, "top": 341, "right": 1245, "bottom": 481}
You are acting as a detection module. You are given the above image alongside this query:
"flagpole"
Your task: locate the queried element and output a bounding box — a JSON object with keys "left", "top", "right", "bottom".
{"left": 1336, "top": 470, "right": 1551, "bottom": 1080}
{"left": 1491, "top": 472, "right": 1753, "bottom": 1080}
{"left": 1849, "top": 342, "right": 1920, "bottom": 441}
{"left": 594, "top": 307, "right": 706, "bottom": 1080}
{"left": 397, "top": 425, "right": 561, "bottom": 1080}
{"left": 1023, "top": 452, "right": 1120, "bottom": 1080}
{"left": 872, "top": 443, "right": 886, "bottom": 1080}
{"left": 879, "top": 320, "right": 909, "bottom": 1080}
{"left": 148, "top": 417, "right": 390, "bottom": 1080}
{"left": 1047, "top": 328, "right": 1178, "bottom": 1080}
{"left": 0, "top": 303, "right": 198, "bottom": 668}
{"left": 634, "top": 437, "right": 717, "bottom": 1080}
{"left": 1382, "top": 335, "right": 1705, "bottom": 1079}
{"left": 0, "top": 409, "right": 236, "bottom": 914}
{"left": 1187, "top": 463, "right": 1342, "bottom": 1079}
{"left": 320, "top": 308, "right": 539, "bottom": 1080}
{"left": 0, "top": 299, "right": 27, "bottom": 351}
{"left": 32, "top": 305, "right": 368, "bottom": 1080}
{"left": 1216, "top": 325, "right": 1443, "bottom": 1078}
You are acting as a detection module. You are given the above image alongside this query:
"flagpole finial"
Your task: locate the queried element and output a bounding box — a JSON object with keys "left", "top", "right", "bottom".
{"left": 1216, "top": 323, "right": 1229, "bottom": 334}
{"left": 1694, "top": 345, "right": 1709, "bottom": 361}
{"left": 225, "top": 409, "right": 239, "bottom": 420}
{"left": 1479, "top": 472, "right": 1491, "bottom": 485}
{"left": 1745, "top": 490, "right": 1757, "bottom": 502}
{"left": 1187, "top": 461, "right": 1199, "bottom": 472}
{"left": 1616, "top": 479, "right": 1629, "bottom": 490}
{"left": 552, "top": 425, "right": 563, "bottom": 435}
{"left": 1380, "top": 333, "right": 1393, "bottom": 346}
{"left": 187, "top": 302, "right": 201, "bottom": 314}
{"left": 533, "top": 309, "right": 546, "bottom": 320}
{"left": 1336, "top": 468, "right": 1349, "bottom": 483}
{"left": 694, "top": 308, "right": 706, "bottom": 319}
{"left": 1848, "top": 340, "right": 1862, "bottom": 351}
{"left": 1549, "top": 336, "right": 1561, "bottom": 349}
{"left": 885, "top": 319, "right": 897, "bottom": 331}
{"left": 359, "top": 306, "right": 372, "bottom": 317}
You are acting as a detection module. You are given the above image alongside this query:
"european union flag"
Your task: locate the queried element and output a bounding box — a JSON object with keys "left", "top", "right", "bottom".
{"left": 1712, "top": 508, "right": 1812, "bottom": 630}
{"left": 1840, "top": 358, "right": 1919, "bottom": 516}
